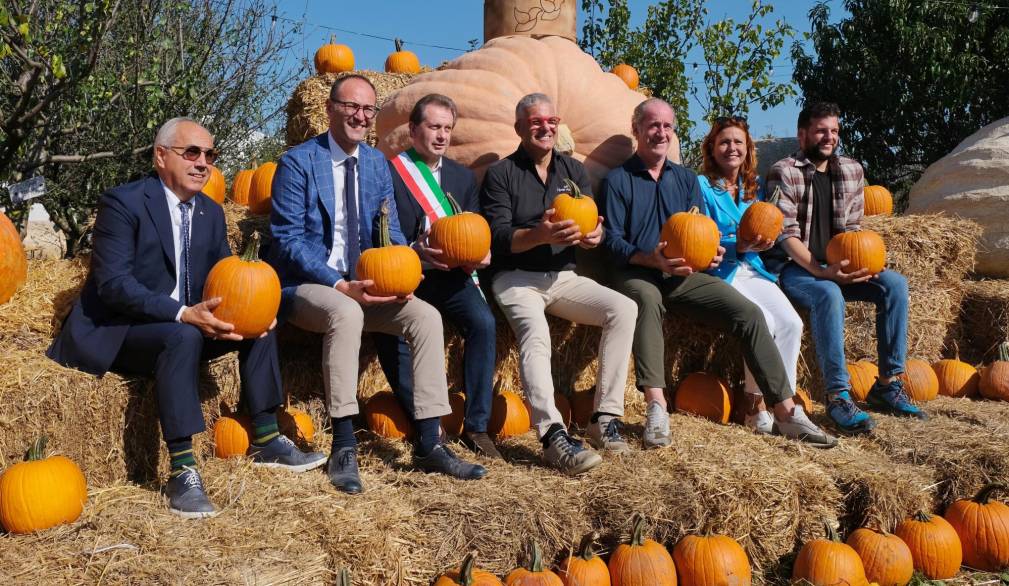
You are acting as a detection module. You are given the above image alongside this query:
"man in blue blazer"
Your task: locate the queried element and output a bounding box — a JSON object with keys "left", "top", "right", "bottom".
{"left": 372, "top": 94, "right": 501, "bottom": 460}
{"left": 268, "top": 76, "right": 486, "bottom": 494}
{"left": 48, "top": 117, "right": 325, "bottom": 519}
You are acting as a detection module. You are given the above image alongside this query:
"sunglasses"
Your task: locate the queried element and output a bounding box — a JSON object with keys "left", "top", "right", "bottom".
{"left": 714, "top": 115, "right": 748, "bottom": 126}
{"left": 527, "top": 116, "right": 561, "bottom": 129}
{"left": 163, "top": 145, "right": 220, "bottom": 165}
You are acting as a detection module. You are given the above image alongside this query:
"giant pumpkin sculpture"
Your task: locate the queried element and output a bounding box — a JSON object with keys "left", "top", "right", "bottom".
{"left": 376, "top": 36, "right": 673, "bottom": 190}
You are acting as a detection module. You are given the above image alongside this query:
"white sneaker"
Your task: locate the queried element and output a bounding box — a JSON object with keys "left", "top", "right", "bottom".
{"left": 642, "top": 400, "right": 671, "bottom": 449}
{"left": 744, "top": 410, "right": 774, "bottom": 435}
{"left": 772, "top": 406, "right": 839, "bottom": 448}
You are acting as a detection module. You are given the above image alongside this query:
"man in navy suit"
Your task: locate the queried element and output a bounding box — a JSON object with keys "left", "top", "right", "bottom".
{"left": 373, "top": 94, "right": 501, "bottom": 460}
{"left": 48, "top": 117, "right": 326, "bottom": 519}
{"left": 268, "top": 76, "right": 486, "bottom": 494}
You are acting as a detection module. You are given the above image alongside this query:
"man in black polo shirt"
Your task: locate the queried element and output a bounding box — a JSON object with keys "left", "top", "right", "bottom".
{"left": 480, "top": 93, "right": 638, "bottom": 475}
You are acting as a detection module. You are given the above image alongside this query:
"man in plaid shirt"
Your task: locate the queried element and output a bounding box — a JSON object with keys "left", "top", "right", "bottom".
{"left": 764, "top": 102, "right": 925, "bottom": 435}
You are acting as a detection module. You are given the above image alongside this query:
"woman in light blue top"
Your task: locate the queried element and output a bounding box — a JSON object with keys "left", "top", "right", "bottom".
{"left": 699, "top": 117, "right": 807, "bottom": 436}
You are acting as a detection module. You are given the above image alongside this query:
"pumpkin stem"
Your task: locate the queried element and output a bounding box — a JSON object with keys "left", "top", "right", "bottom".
{"left": 576, "top": 531, "right": 600, "bottom": 561}
{"left": 329, "top": 34, "right": 336, "bottom": 45}
{"left": 377, "top": 199, "right": 392, "bottom": 248}
{"left": 687, "top": 205, "right": 701, "bottom": 215}
{"left": 563, "top": 178, "right": 584, "bottom": 199}
{"left": 522, "top": 539, "right": 546, "bottom": 573}
{"left": 493, "top": 377, "right": 503, "bottom": 396}
{"left": 629, "top": 513, "right": 647, "bottom": 547}
{"left": 972, "top": 483, "right": 1007, "bottom": 504}
{"left": 394, "top": 37, "right": 404, "bottom": 53}
{"left": 998, "top": 340, "right": 1009, "bottom": 363}
{"left": 26, "top": 436, "right": 47, "bottom": 461}
{"left": 458, "top": 551, "right": 479, "bottom": 586}
{"left": 445, "top": 191, "right": 463, "bottom": 215}
{"left": 768, "top": 185, "right": 782, "bottom": 206}
{"left": 823, "top": 520, "right": 841, "bottom": 542}
{"left": 240, "top": 232, "right": 262, "bottom": 262}
{"left": 912, "top": 510, "right": 933, "bottom": 523}
{"left": 336, "top": 567, "right": 351, "bottom": 586}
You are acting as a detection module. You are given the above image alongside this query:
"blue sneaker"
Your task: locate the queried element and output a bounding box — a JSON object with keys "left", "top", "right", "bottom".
{"left": 164, "top": 467, "right": 218, "bottom": 519}
{"left": 249, "top": 435, "right": 327, "bottom": 472}
{"left": 866, "top": 378, "right": 929, "bottom": 420}
{"left": 826, "top": 391, "right": 877, "bottom": 435}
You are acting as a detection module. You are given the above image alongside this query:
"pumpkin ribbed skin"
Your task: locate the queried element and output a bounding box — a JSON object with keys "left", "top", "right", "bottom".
{"left": 552, "top": 179, "right": 599, "bottom": 236}
{"left": 672, "top": 534, "right": 751, "bottom": 586}
{"left": 932, "top": 359, "right": 979, "bottom": 398}
{"left": 943, "top": 484, "right": 1009, "bottom": 571}
{"left": 201, "top": 165, "right": 226, "bottom": 204}
{"left": 847, "top": 361, "right": 879, "bottom": 402}
{"left": 738, "top": 200, "right": 783, "bottom": 243}
{"left": 231, "top": 168, "right": 255, "bottom": 205}
{"left": 0, "top": 439, "right": 87, "bottom": 534}
{"left": 364, "top": 391, "right": 414, "bottom": 440}
{"left": 894, "top": 511, "right": 962, "bottom": 579}
{"left": 385, "top": 38, "right": 420, "bottom": 74}
{"left": 214, "top": 409, "right": 252, "bottom": 458}
{"left": 559, "top": 532, "right": 611, "bottom": 586}
{"left": 674, "top": 373, "right": 733, "bottom": 424}
{"left": 442, "top": 391, "right": 468, "bottom": 437}
{"left": 203, "top": 234, "right": 281, "bottom": 338}
{"left": 357, "top": 245, "right": 422, "bottom": 296}
{"left": 429, "top": 211, "right": 491, "bottom": 268}
{"left": 661, "top": 207, "right": 720, "bottom": 272}
{"left": 0, "top": 210, "right": 28, "bottom": 305}
{"left": 314, "top": 40, "right": 354, "bottom": 74}
{"left": 980, "top": 343, "right": 1009, "bottom": 401}
{"left": 826, "top": 230, "right": 886, "bottom": 275}
{"left": 846, "top": 528, "right": 914, "bottom": 586}
{"left": 609, "top": 514, "right": 677, "bottom": 586}
{"left": 248, "top": 162, "right": 277, "bottom": 215}
{"left": 278, "top": 406, "right": 315, "bottom": 444}
{"left": 435, "top": 552, "right": 504, "bottom": 586}
{"left": 899, "top": 359, "right": 939, "bottom": 402}
{"left": 611, "top": 64, "right": 639, "bottom": 90}
{"left": 792, "top": 523, "right": 869, "bottom": 586}
{"left": 863, "top": 186, "right": 894, "bottom": 216}
{"left": 489, "top": 390, "right": 531, "bottom": 439}
{"left": 506, "top": 540, "right": 564, "bottom": 586}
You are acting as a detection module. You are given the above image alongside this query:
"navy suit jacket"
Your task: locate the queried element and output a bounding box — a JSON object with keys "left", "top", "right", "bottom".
{"left": 47, "top": 174, "right": 231, "bottom": 375}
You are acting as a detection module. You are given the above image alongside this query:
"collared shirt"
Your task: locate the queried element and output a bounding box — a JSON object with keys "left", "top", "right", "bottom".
{"left": 600, "top": 154, "right": 704, "bottom": 266}
{"left": 325, "top": 132, "right": 361, "bottom": 273}
{"left": 479, "top": 146, "right": 592, "bottom": 273}
{"left": 161, "top": 180, "right": 193, "bottom": 321}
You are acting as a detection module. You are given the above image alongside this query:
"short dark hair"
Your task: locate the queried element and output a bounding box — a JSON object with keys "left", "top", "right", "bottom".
{"left": 798, "top": 101, "right": 841, "bottom": 130}
{"left": 409, "top": 94, "right": 458, "bottom": 126}
{"left": 328, "top": 74, "right": 376, "bottom": 102}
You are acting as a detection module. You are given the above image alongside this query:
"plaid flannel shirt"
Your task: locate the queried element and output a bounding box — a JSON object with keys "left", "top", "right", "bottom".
{"left": 766, "top": 150, "right": 865, "bottom": 247}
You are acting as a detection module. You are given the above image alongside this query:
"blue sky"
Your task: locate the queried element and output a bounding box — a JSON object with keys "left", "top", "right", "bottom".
{"left": 276, "top": 0, "right": 842, "bottom": 140}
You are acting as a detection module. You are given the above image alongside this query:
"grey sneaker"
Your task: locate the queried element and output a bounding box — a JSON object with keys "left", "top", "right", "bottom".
{"left": 744, "top": 410, "right": 774, "bottom": 435}
{"left": 643, "top": 400, "right": 672, "bottom": 448}
{"left": 772, "top": 406, "right": 839, "bottom": 448}
{"left": 543, "top": 427, "right": 602, "bottom": 475}
{"left": 249, "top": 435, "right": 327, "bottom": 472}
{"left": 164, "top": 467, "right": 218, "bottom": 519}
{"left": 587, "top": 417, "right": 630, "bottom": 452}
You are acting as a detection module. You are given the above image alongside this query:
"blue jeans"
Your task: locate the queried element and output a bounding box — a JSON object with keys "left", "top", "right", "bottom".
{"left": 374, "top": 271, "right": 497, "bottom": 432}
{"left": 778, "top": 263, "right": 909, "bottom": 394}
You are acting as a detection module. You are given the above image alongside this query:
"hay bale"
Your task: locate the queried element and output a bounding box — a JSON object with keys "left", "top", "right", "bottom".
{"left": 955, "top": 278, "right": 1009, "bottom": 364}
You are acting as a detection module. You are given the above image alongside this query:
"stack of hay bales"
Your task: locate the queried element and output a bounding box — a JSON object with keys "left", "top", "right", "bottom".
{"left": 956, "top": 279, "right": 1009, "bottom": 364}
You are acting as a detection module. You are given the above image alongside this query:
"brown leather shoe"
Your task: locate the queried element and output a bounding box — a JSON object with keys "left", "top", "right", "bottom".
{"left": 462, "top": 431, "right": 504, "bottom": 460}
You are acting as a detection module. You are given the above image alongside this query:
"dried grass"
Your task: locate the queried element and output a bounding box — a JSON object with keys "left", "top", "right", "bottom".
{"left": 955, "top": 278, "right": 1009, "bottom": 364}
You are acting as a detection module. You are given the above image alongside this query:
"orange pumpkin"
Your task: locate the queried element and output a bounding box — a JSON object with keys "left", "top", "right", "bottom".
{"left": 552, "top": 178, "right": 599, "bottom": 237}
{"left": 980, "top": 342, "right": 1009, "bottom": 401}
{"left": 570, "top": 390, "right": 595, "bottom": 428}
{"left": 0, "top": 209, "right": 28, "bottom": 305}
{"left": 248, "top": 161, "right": 277, "bottom": 215}
{"left": 278, "top": 404, "right": 315, "bottom": 444}
{"left": 435, "top": 552, "right": 504, "bottom": 586}
{"left": 489, "top": 389, "right": 532, "bottom": 440}
{"left": 385, "top": 38, "right": 420, "bottom": 74}
{"left": 899, "top": 359, "right": 939, "bottom": 402}
{"left": 608, "top": 513, "right": 677, "bottom": 586}
{"left": 231, "top": 168, "right": 256, "bottom": 206}
{"left": 200, "top": 165, "right": 226, "bottom": 204}
{"left": 214, "top": 404, "right": 252, "bottom": 458}
{"left": 429, "top": 192, "right": 492, "bottom": 269}
{"left": 738, "top": 186, "right": 784, "bottom": 243}
{"left": 363, "top": 391, "right": 414, "bottom": 440}
{"left": 894, "top": 511, "right": 962, "bottom": 580}
{"left": 442, "top": 391, "right": 468, "bottom": 437}
{"left": 794, "top": 387, "right": 815, "bottom": 414}
{"left": 943, "top": 484, "right": 1009, "bottom": 572}
{"left": 826, "top": 230, "right": 886, "bottom": 275}
{"left": 506, "top": 540, "right": 564, "bottom": 586}
{"left": 314, "top": 35, "right": 355, "bottom": 74}
{"left": 672, "top": 534, "right": 751, "bottom": 586}
{"left": 611, "top": 64, "right": 639, "bottom": 90}
{"left": 0, "top": 437, "right": 87, "bottom": 534}
{"left": 661, "top": 207, "right": 720, "bottom": 272}
{"left": 863, "top": 185, "right": 894, "bottom": 216}
{"left": 674, "top": 373, "right": 733, "bottom": 424}
{"left": 357, "top": 201, "right": 423, "bottom": 297}
{"left": 559, "top": 531, "right": 611, "bottom": 586}
{"left": 847, "top": 361, "right": 879, "bottom": 402}
{"left": 791, "top": 522, "right": 869, "bottom": 586}
{"left": 202, "top": 232, "right": 281, "bottom": 338}
{"left": 932, "top": 358, "right": 979, "bottom": 399}
{"left": 846, "top": 528, "right": 914, "bottom": 586}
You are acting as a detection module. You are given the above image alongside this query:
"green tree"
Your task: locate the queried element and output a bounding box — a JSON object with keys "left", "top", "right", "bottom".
{"left": 580, "top": 0, "right": 796, "bottom": 165}
{"left": 793, "top": 0, "right": 1009, "bottom": 206}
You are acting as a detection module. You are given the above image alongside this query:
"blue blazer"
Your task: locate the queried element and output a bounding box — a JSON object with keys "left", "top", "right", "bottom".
{"left": 47, "top": 174, "right": 231, "bottom": 375}
{"left": 698, "top": 175, "right": 776, "bottom": 283}
{"left": 267, "top": 133, "right": 405, "bottom": 289}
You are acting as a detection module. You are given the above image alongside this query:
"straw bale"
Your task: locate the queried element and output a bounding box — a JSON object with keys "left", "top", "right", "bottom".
{"left": 955, "top": 278, "right": 1009, "bottom": 364}
{"left": 925, "top": 395, "right": 1009, "bottom": 436}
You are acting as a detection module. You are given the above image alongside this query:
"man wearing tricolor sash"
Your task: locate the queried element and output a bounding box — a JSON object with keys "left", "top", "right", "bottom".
{"left": 375, "top": 94, "right": 503, "bottom": 460}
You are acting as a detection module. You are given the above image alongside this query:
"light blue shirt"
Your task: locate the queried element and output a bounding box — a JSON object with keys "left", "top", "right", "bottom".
{"left": 698, "top": 175, "right": 776, "bottom": 284}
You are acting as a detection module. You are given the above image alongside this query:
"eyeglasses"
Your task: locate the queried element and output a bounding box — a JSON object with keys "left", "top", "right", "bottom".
{"left": 163, "top": 145, "right": 220, "bottom": 164}
{"left": 714, "top": 115, "right": 748, "bottom": 126}
{"left": 332, "top": 100, "right": 381, "bottom": 119}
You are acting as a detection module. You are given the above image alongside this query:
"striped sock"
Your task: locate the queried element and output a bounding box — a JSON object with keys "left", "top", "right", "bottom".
{"left": 251, "top": 408, "right": 280, "bottom": 446}
{"left": 167, "top": 437, "right": 196, "bottom": 477}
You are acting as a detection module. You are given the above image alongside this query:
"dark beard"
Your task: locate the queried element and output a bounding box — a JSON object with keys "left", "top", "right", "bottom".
{"left": 802, "top": 143, "right": 832, "bottom": 163}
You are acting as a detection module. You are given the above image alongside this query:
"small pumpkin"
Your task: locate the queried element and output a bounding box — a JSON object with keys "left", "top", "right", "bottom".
{"left": 278, "top": 402, "right": 315, "bottom": 444}
{"left": 932, "top": 358, "right": 979, "bottom": 399}
{"left": 356, "top": 200, "right": 423, "bottom": 297}
{"left": 943, "top": 483, "right": 1009, "bottom": 572}
{"left": 0, "top": 209, "right": 28, "bottom": 305}
{"left": 894, "top": 510, "right": 962, "bottom": 580}
{"left": 552, "top": 178, "right": 599, "bottom": 237}
{"left": 846, "top": 527, "right": 914, "bottom": 586}
{"left": 661, "top": 206, "right": 720, "bottom": 272}
{"left": 248, "top": 161, "right": 278, "bottom": 215}
{"left": 506, "top": 539, "right": 564, "bottom": 586}
{"left": 314, "top": 35, "right": 355, "bottom": 74}
{"left": 429, "top": 192, "right": 492, "bottom": 268}
{"left": 898, "top": 358, "right": 939, "bottom": 402}
{"left": 791, "top": 521, "right": 869, "bottom": 586}
{"left": 559, "top": 531, "right": 611, "bottom": 586}
{"left": 0, "top": 437, "right": 87, "bottom": 534}
{"left": 674, "top": 372, "right": 733, "bottom": 424}
{"left": 442, "top": 391, "right": 468, "bottom": 437}
{"left": 825, "top": 230, "right": 886, "bottom": 276}
{"left": 214, "top": 403, "right": 253, "bottom": 458}
{"left": 231, "top": 167, "right": 256, "bottom": 206}
{"left": 793, "top": 387, "right": 815, "bottom": 414}
{"left": 201, "top": 165, "right": 226, "bottom": 204}
{"left": 738, "top": 186, "right": 784, "bottom": 244}
{"left": 611, "top": 63, "right": 639, "bottom": 90}
{"left": 863, "top": 185, "right": 894, "bottom": 216}
{"left": 980, "top": 342, "right": 1009, "bottom": 401}
{"left": 202, "top": 232, "right": 281, "bottom": 338}
{"left": 672, "top": 533, "right": 751, "bottom": 586}
{"left": 489, "top": 387, "right": 532, "bottom": 440}
{"left": 608, "top": 513, "right": 677, "bottom": 586}
{"left": 363, "top": 391, "right": 414, "bottom": 440}
{"left": 385, "top": 38, "right": 421, "bottom": 74}
{"left": 435, "top": 551, "right": 504, "bottom": 586}
{"left": 847, "top": 361, "right": 879, "bottom": 402}
{"left": 570, "top": 389, "right": 595, "bottom": 428}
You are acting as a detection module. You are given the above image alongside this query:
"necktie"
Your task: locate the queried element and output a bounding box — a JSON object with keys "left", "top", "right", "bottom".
{"left": 344, "top": 156, "right": 360, "bottom": 278}
{"left": 178, "top": 201, "right": 193, "bottom": 305}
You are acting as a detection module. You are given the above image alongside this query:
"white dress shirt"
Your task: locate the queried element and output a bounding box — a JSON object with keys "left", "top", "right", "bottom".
{"left": 325, "top": 132, "right": 361, "bottom": 273}
{"left": 161, "top": 181, "right": 193, "bottom": 321}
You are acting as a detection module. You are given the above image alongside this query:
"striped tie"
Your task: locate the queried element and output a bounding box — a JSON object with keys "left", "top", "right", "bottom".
{"left": 179, "top": 201, "right": 193, "bottom": 305}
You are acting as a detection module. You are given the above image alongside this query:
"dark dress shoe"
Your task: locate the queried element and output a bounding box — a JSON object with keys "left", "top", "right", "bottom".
{"left": 461, "top": 431, "right": 504, "bottom": 460}
{"left": 327, "top": 447, "right": 363, "bottom": 494}
{"left": 164, "top": 467, "right": 218, "bottom": 519}
{"left": 414, "top": 444, "right": 487, "bottom": 480}
{"left": 250, "top": 435, "right": 327, "bottom": 472}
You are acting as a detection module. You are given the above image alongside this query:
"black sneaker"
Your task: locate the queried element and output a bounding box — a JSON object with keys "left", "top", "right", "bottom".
{"left": 164, "top": 467, "right": 218, "bottom": 519}
{"left": 249, "top": 435, "right": 327, "bottom": 472}
{"left": 461, "top": 431, "right": 504, "bottom": 460}
{"left": 866, "top": 378, "right": 929, "bottom": 420}
{"left": 414, "top": 444, "right": 487, "bottom": 480}
{"left": 327, "top": 447, "right": 363, "bottom": 494}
